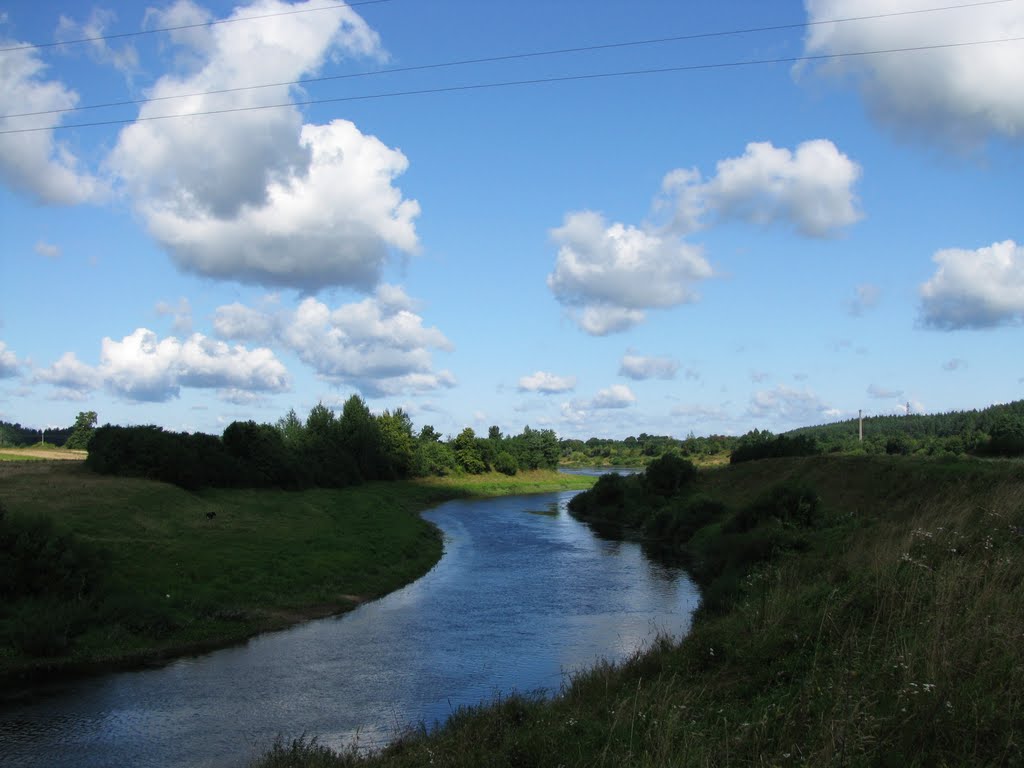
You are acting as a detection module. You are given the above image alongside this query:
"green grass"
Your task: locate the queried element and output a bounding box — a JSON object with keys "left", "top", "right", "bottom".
{"left": 251, "top": 455, "right": 1024, "bottom": 767}
{"left": 0, "top": 464, "right": 591, "bottom": 683}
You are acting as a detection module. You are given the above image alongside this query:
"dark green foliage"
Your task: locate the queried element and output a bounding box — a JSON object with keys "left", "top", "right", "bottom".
{"left": 726, "top": 481, "right": 821, "bottom": 533}
{"left": 0, "top": 420, "right": 74, "bottom": 447}
{"left": 508, "top": 426, "right": 559, "bottom": 470}
{"left": 378, "top": 408, "right": 415, "bottom": 478}
{"left": 63, "top": 410, "right": 97, "bottom": 450}
{"left": 731, "top": 430, "right": 821, "bottom": 464}
{"left": 885, "top": 434, "right": 913, "bottom": 455}
{"left": 0, "top": 506, "right": 98, "bottom": 602}
{"left": 86, "top": 425, "right": 246, "bottom": 490}
{"left": 984, "top": 419, "right": 1024, "bottom": 457}
{"left": 643, "top": 453, "right": 697, "bottom": 496}
{"left": 411, "top": 438, "right": 457, "bottom": 477}
{"left": 643, "top": 493, "right": 724, "bottom": 546}
{"left": 788, "top": 398, "right": 1024, "bottom": 456}
{"left": 493, "top": 451, "right": 518, "bottom": 476}
{"left": 0, "top": 505, "right": 102, "bottom": 657}
{"left": 452, "top": 428, "right": 487, "bottom": 474}
{"left": 560, "top": 431, "right": 737, "bottom": 466}
{"left": 339, "top": 395, "right": 389, "bottom": 481}
{"left": 223, "top": 420, "right": 305, "bottom": 488}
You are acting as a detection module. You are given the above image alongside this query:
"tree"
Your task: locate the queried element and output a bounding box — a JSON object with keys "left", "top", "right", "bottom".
{"left": 419, "top": 425, "right": 441, "bottom": 442}
{"left": 63, "top": 411, "right": 97, "bottom": 450}
{"left": 339, "top": 394, "right": 388, "bottom": 480}
{"left": 452, "top": 427, "right": 487, "bottom": 474}
{"left": 378, "top": 408, "right": 415, "bottom": 478}
{"left": 275, "top": 408, "right": 305, "bottom": 446}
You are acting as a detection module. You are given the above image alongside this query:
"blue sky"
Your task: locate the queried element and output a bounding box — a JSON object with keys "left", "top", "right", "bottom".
{"left": 1, "top": 0, "right": 1022, "bottom": 440}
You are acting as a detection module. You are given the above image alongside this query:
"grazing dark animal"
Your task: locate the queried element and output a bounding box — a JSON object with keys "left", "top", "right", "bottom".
{"left": 205, "top": 511, "right": 216, "bottom": 521}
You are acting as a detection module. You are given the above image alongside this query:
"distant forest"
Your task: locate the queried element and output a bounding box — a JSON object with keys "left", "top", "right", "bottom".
{"left": 560, "top": 399, "right": 1024, "bottom": 465}
{"left": 0, "top": 421, "right": 73, "bottom": 447}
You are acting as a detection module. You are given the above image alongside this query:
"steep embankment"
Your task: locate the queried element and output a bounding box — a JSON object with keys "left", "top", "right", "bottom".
{"left": 259, "top": 455, "right": 1024, "bottom": 767}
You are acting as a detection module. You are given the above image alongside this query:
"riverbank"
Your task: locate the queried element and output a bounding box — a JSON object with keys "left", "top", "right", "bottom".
{"left": 256, "top": 454, "right": 1024, "bottom": 767}
{"left": 0, "top": 463, "right": 594, "bottom": 687}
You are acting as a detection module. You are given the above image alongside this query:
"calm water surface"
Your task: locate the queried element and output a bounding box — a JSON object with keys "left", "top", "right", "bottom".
{"left": 0, "top": 489, "right": 699, "bottom": 767}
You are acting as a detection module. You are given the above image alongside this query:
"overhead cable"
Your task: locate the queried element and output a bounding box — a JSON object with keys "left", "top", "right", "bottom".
{"left": 0, "top": 0, "right": 396, "bottom": 53}
{"left": 0, "top": 0, "right": 1015, "bottom": 120}
{"left": 2, "top": 35, "right": 1021, "bottom": 136}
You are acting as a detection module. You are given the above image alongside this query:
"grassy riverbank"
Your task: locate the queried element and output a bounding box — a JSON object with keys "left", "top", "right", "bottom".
{"left": 257, "top": 455, "right": 1024, "bottom": 767}
{"left": 0, "top": 462, "right": 593, "bottom": 686}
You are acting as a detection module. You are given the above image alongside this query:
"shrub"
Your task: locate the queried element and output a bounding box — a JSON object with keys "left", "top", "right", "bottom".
{"left": 493, "top": 451, "right": 519, "bottom": 476}
{"left": 730, "top": 433, "right": 821, "bottom": 464}
{"left": 643, "top": 453, "right": 698, "bottom": 497}
{"left": 726, "top": 481, "right": 821, "bottom": 533}
{"left": 645, "top": 494, "right": 726, "bottom": 545}
{"left": 0, "top": 511, "right": 99, "bottom": 602}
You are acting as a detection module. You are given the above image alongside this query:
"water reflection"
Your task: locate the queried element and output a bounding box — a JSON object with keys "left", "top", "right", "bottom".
{"left": 0, "top": 490, "right": 698, "bottom": 768}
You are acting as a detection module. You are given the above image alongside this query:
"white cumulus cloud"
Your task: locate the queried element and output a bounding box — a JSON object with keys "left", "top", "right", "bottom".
{"left": 37, "top": 330, "right": 290, "bottom": 402}
{"left": 619, "top": 353, "right": 679, "bottom": 381}
{"left": 547, "top": 211, "right": 711, "bottom": 336}
{"left": 35, "top": 351, "right": 102, "bottom": 393}
{"left": 659, "top": 140, "right": 862, "bottom": 237}
{"left": 100, "top": 329, "right": 290, "bottom": 402}
{"left": 0, "top": 41, "right": 107, "bottom": 204}
{"left": 920, "top": 240, "right": 1024, "bottom": 329}
{"left": 800, "top": 0, "right": 1024, "bottom": 144}
{"left": 217, "top": 286, "right": 455, "bottom": 398}
{"left": 107, "top": 0, "right": 416, "bottom": 291}
{"left": 0, "top": 341, "right": 23, "bottom": 378}
{"left": 589, "top": 385, "right": 637, "bottom": 409}
{"left": 518, "top": 371, "right": 577, "bottom": 394}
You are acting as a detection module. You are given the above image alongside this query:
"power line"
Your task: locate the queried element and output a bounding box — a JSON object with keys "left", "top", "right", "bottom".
{"left": 0, "top": 0, "right": 396, "bottom": 53}
{"left": 0, "top": 0, "right": 1014, "bottom": 121}
{"left": 3, "top": 35, "right": 1021, "bottom": 136}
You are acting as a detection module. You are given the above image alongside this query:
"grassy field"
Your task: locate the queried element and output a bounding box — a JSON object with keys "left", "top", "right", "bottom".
{"left": 0, "top": 463, "right": 593, "bottom": 684}
{"left": 0, "top": 445, "right": 87, "bottom": 461}
{"left": 255, "top": 455, "right": 1024, "bottom": 767}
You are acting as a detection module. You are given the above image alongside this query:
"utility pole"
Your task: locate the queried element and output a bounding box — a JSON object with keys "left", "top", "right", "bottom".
{"left": 906, "top": 401, "right": 911, "bottom": 416}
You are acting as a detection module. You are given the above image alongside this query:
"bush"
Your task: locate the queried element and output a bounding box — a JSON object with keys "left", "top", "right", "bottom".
{"left": 0, "top": 511, "right": 99, "bottom": 602}
{"left": 643, "top": 453, "right": 697, "bottom": 496}
{"left": 730, "top": 433, "right": 821, "bottom": 464}
{"left": 493, "top": 451, "right": 519, "bottom": 476}
{"left": 726, "top": 482, "right": 821, "bottom": 533}
{"left": 644, "top": 494, "right": 726, "bottom": 546}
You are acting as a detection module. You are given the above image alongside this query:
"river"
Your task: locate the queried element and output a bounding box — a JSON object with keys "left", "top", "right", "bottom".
{"left": 0, "top": 487, "right": 699, "bottom": 767}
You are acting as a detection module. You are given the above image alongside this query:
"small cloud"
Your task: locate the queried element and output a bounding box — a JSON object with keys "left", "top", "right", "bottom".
{"left": 34, "top": 241, "right": 61, "bottom": 259}
{"left": 0, "top": 341, "right": 22, "bottom": 378}
{"left": 518, "top": 371, "right": 577, "bottom": 394}
{"left": 155, "top": 297, "right": 193, "bottom": 335}
{"left": 845, "top": 283, "right": 880, "bottom": 316}
{"left": 619, "top": 353, "right": 679, "bottom": 381}
{"left": 749, "top": 370, "right": 770, "bottom": 383}
{"left": 867, "top": 384, "right": 903, "bottom": 400}
{"left": 747, "top": 385, "right": 834, "bottom": 427}
{"left": 590, "top": 385, "right": 637, "bottom": 409}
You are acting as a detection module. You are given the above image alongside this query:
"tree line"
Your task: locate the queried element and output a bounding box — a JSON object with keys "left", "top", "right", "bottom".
{"left": 85, "top": 396, "right": 560, "bottom": 491}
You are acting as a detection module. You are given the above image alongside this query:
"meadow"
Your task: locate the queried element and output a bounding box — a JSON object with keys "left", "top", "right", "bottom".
{"left": 0, "top": 461, "right": 593, "bottom": 685}
{"left": 257, "top": 454, "right": 1024, "bottom": 767}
